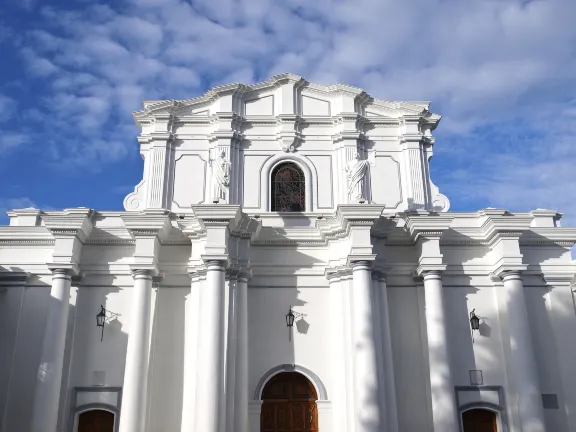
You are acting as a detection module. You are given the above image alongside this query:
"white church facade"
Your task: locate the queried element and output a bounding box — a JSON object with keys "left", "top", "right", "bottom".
{"left": 1, "top": 73, "right": 576, "bottom": 432}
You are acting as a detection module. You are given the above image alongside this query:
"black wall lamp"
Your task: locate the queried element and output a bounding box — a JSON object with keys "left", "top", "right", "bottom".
{"left": 470, "top": 309, "right": 480, "bottom": 342}
{"left": 286, "top": 306, "right": 306, "bottom": 341}
{"left": 96, "top": 305, "right": 120, "bottom": 342}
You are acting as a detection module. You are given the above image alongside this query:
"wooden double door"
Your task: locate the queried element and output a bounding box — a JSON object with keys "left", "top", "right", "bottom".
{"left": 261, "top": 372, "right": 319, "bottom": 432}
{"left": 462, "top": 409, "right": 498, "bottom": 432}
{"left": 77, "top": 409, "right": 114, "bottom": 432}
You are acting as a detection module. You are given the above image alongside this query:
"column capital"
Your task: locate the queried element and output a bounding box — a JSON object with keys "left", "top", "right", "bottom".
{"left": 131, "top": 269, "right": 155, "bottom": 280}
{"left": 499, "top": 270, "right": 523, "bottom": 281}
{"left": 51, "top": 267, "right": 73, "bottom": 276}
{"left": 416, "top": 264, "right": 447, "bottom": 278}
{"left": 237, "top": 267, "right": 252, "bottom": 282}
{"left": 351, "top": 260, "right": 372, "bottom": 271}
{"left": 421, "top": 269, "right": 443, "bottom": 281}
{"left": 204, "top": 259, "right": 227, "bottom": 271}
{"left": 129, "top": 264, "right": 160, "bottom": 277}
{"left": 346, "top": 254, "right": 377, "bottom": 267}
{"left": 491, "top": 268, "right": 526, "bottom": 282}
{"left": 202, "top": 256, "right": 229, "bottom": 268}
{"left": 47, "top": 266, "right": 75, "bottom": 278}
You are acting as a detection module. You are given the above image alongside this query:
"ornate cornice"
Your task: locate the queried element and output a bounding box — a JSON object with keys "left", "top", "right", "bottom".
{"left": 41, "top": 208, "right": 95, "bottom": 243}
{"left": 121, "top": 210, "right": 171, "bottom": 241}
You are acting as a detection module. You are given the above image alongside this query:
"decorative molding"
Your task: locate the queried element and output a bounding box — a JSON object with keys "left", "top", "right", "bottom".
{"left": 253, "top": 364, "right": 328, "bottom": 401}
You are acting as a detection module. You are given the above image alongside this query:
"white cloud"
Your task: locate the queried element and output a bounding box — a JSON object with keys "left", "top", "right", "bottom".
{"left": 1, "top": 0, "right": 576, "bottom": 223}
{"left": 0, "top": 95, "right": 16, "bottom": 122}
{"left": 0, "top": 132, "right": 28, "bottom": 153}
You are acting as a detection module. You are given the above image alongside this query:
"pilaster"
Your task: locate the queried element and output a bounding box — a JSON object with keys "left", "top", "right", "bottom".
{"left": 399, "top": 112, "right": 441, "bottom": 211}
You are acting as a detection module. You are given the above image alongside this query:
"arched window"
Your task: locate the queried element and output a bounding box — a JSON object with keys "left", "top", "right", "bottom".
{"left": 271, "top": 162, "right": 305, "bottom": 212}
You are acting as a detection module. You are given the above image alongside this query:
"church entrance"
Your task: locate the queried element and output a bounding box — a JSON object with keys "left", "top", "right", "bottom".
{"left": 261, "top": 372, "right": 319, "bottom": 432}
{"left": 462, "top": 408, "right": 497, "bottom": 432}
{"left": 77, "top": 409, "right": 115, "bottom": 432}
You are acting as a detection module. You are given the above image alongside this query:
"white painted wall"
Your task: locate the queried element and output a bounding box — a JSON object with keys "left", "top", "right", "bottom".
{"left": 1, "top": 224, "right": 576, "bottom": 432}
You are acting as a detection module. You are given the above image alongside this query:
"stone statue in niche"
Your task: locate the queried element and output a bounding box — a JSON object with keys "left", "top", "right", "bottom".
{"left": 210, "top": 150, "right": 231, "bottom": 203}
{"left": 346, "top": 152, "right": 371, "bottom": 203}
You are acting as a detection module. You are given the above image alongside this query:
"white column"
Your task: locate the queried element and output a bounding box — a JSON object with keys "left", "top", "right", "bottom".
{"left": 118, "top": 269, "right": 153, "bottom": 432}
{"left": 225, "top": 276, "right": 237, "bottom": 432}
{"left": 501, "top": 271, "right": 545, "bottom": 432}
{"left": 423, "top": 270, "right": 458, "bottom": 432}
{"left": 351, "top": 261, "right": 381, "bottom": 431}
{"left": 234, "top": 274, "right": 249, "bottom": 432}
{"left": 195, "top": 260, "right": 226, "bottom": 432}
{"left": 329, "top": 274, "right": 348, "bottom": 431}
{"left": 181, "top": 274, "right": 202, "bottom": 431}
{"left": 377, "top": 275, "right": 398, "bottom": 432}
{"left": 30, "top": 269, "right": 72, "bottom": 432}
{"left": 342, "top": 275, "right": 356, "bottom": 432}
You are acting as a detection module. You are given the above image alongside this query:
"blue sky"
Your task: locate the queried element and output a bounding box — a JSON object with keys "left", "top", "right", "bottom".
{"left": 1, "top": 0, "right": 576, "bottom": 226}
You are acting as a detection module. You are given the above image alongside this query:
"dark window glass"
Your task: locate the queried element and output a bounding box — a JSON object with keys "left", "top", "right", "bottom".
{"left": 271, "top": 162, "right": 305, "bottom": 212}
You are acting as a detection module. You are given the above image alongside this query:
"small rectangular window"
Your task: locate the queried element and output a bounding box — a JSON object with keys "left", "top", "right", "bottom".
{"left": 542, "top": 394, "right": 559, "bottom": 410}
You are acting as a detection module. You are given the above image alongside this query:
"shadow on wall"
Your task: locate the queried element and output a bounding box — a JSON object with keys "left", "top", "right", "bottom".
{"left": 249, "top": 212, "right": 327, "bottom": 407}
{"left": 0, "top": 270, "right": 124, "bottom": 432}
{"left": 65, "top": 276, "right": 128, "bottom": 431}
{"left": 439, "top": 228, "right": 576, "bottom": 430}
{"left": 146, "top": 284, "right": 186, "bottom": 431}
{"left": 0, "top": 266, "right": 50, "bottom": 432}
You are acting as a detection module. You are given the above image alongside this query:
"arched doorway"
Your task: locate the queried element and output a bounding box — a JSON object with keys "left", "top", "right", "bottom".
{"left": 261, "top": 372, "right": 319, "bottom": 432}
{"left": 77, "top": 409, "right": 115, "bottom": 432}
{"left": 462, "top": 408, "right": 497, "bottom": 432}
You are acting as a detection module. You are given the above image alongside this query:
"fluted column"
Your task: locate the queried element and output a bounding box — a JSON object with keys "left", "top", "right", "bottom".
{"left": 351, "top": 261, "right": 381, "bottom": 431}
{"left": 234, "top": 273, "right": 249, "bottom": 432}
{"left": 423, "top": 270, "right": 458, "bottom": 432}
{"left": 377, "top": 274, "right": 398, "bottom": 432}
{"left": 118, "top": 269, "right": 154, "bottom": 432}
{"left": 501, "top": 271, "right": 545, "bottom": 432}
{"left": 30, "top": 268, "right": 72, "bottom": 432}
{"left": 195, "top": 260, "right": 227, "bottom": 432}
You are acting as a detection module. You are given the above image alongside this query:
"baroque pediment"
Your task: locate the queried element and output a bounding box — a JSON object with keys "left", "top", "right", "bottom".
{"left": 132, "top": 73, "right": 440, "bottom": 126}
